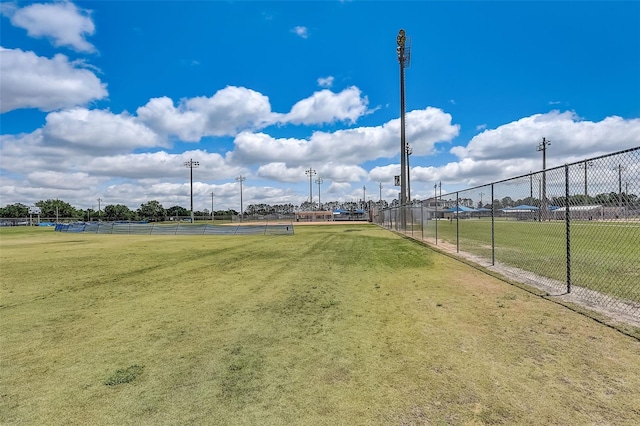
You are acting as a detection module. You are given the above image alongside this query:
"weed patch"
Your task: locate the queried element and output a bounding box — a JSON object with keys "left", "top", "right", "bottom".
{"left": 104, "top": 365, "right": 144, "bottom": 386}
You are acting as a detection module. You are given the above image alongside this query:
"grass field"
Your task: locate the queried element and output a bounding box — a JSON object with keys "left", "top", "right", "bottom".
{"left": 421, "top": 218, "right": 640, "bottom": 302}
{"left": 1, "top": 225, "right": 640, "bottom": 425}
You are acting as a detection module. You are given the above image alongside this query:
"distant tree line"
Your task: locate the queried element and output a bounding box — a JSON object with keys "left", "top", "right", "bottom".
{"left": 0, "top": 198, "right": 392, "bottom": 221}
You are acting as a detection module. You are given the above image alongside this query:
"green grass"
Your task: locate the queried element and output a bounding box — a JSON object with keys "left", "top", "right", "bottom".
{"left": 427, "top": 218, "right": 640, "bottom": 302}
{"left": 1, "top": 225, "right": 640, "bottom": 425}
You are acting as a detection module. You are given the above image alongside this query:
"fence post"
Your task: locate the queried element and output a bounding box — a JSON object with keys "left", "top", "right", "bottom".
{"left": 435, "top": 197, "right": 438, "bottom": 244}
{"left": 491, "top": 183, "right": 495, "bottom": 266}
{"left": 456, "top": 192, "right": 460, "bottom": 253}
{"left": 421, "top": 202, "right": 424, "bottom": 241}
{"left": 565, "top": 164, "right": 571, "bottom": 293}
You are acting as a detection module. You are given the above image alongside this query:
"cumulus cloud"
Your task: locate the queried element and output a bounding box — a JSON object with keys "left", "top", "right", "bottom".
{"left": 256, "top": 163, "right": 307, "bottom": 183}
{"left": 283, "top": 86, "right": 370, "bottom": 125}
{"left": 3, "top": 1, "right": 96, "bottom": 52}
{"left": 255, "top": 162, "right": 367, "bottom": 184}
{"left": 83, "top": 150, "right": 241, "bottom": 180}
{"left": 291, "top": 26, "right": 308, "bottom": 38}
{"left": 42, "top": 108, "right": 163, "bottom": 155}
{"left": 229, "top": 107, "right": 459, "bottom": 166}
{"left": 27, "top": 170, "right": 100, "bottom": 189}
{"left": 0, "top": 47, "right": 107, "bottom": 113}
{"left": 451, "top": 111, "right": 640, "bottom": 168}
{"left": 136, "top": 87, "right": 277, "bottom": 140}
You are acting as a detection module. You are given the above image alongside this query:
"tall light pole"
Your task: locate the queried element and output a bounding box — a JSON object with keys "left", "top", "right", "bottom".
{"left": 305, "top": 168, "right": 316, "bottom": 210}
{"left": 210, "top": 192, "right": 215, "bottom": 222}
{"left": 236, "top": 175, "right": 246, "bottom": 221}
{"left": 537, "top": 137, "right": 550, "bottom": 220}
{"left": 184, "top": 159, "right": 199, "bottom": 223}
{"left": 315, "top": 177, "right": 323, "bottom": 210}
{"left": 397, "top": 29, "right": 411, "bottom": 210}
{"left": 363, "top": 186, "right": 366, "bottom": 210}
{"left": 479, "top": 192, "right": 484, "bottom": 209}
{"left": 580, "top": 161, "right": 593, "bottom": 200}
{"left": 97, "top": 197, "right": 102, "bottom": 221}
{"left": 379, "top": 182, "right": 383, "bottom": 204}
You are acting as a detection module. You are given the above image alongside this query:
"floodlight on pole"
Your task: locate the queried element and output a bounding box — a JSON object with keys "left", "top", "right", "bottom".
{"left": 479, "top": 192, "right": 484, "bottom": 208}
{"left": 305, "top": 168, "right": 316, "bottom": 210}
{"left": 315, "top": 177, "right": 323, "bottom": 210}
{"left": 236, "top": 175, "right": 246, "bottom": 222}
{"left": 97, "top": 197, "right": 102, "bottom": 221}
{"left": 397, "top": 28, "right": 411, "bottom": 227}
{"left": 363, "top": 185, "right": 366, "bottom": 210}
{"left": 537, "top": 137, "right": 550, "bottom": 220}
{"left": 184, "top": 159, "right": 199, "bottom": 223}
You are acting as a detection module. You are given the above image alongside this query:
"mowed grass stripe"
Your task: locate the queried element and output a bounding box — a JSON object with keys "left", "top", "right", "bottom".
{"left": 1, "top": 225, "right": 639, "bottom": 425}
{"left": 430, "top": 218, "right": 640, "bottom": 301}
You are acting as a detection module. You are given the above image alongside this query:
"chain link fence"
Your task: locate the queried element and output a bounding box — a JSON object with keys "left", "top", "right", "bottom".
{"left": 374, "top": 147, "right": 640, "bottom": 323}
{"left": 55, "top": 221, "right": 294, "bottom": 235}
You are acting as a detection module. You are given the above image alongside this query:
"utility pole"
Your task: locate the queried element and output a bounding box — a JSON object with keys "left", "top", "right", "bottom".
{"left": 236, "top": 175, "right": 246, "bottom": 222}
{"left": 379, "top": 182, "right": 383, "bottom": 204}
{"left": 210, "top": 192, "right": 215, "bottom": 222}
{"left": 581, "top": 161, "right": 593, "bottom": 200}
{"left": 613, "top": 164, "right": 625, "bottom": 211}
{"left": 97, "top": 197, "right": 102, "bottom": 221}
{"left": 315, "top": 177, "right": 323, "bottom": 210}
{"left": 537, "top": 137, "right": 550, "bottom": 220}
{"left": 184, "top": 159, "right": 199, "bottom": 223}
{"left": 305, "top": 168, "right": 316, "bottom": 210}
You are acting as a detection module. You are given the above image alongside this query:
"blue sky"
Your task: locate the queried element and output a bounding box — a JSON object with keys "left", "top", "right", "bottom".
{"left": 1, "top": 0, "right": 639, "bottom": 212}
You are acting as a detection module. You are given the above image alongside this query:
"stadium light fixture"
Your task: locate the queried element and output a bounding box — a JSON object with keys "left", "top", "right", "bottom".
{"left": 184, "top": 159, "right": 200, "bottom": 223}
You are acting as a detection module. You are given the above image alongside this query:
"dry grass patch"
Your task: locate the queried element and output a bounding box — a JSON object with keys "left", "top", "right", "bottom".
{"left": 1, "top": 225, "right": 639, "bottom": 425}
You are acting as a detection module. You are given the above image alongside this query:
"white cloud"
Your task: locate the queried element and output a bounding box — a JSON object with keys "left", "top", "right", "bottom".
{"left": 317, "top": 76, "right": 334, "bottom": 88}
{"left": 27, "top": 170, "right": 101, "bottom": 189}
{"left": 368, "top": 164, "right": 400, "bottom": 183}
{"left": 86, "top": 150, "right": 242, "bottom": 181}
{"left": 291, "top": 26, "right": 308, "bottom": 38}
{"left": 0, "top": 47, "right": 107, "bottom": 113}
{"left": 451, "top": 111, "right": 640, "bottom": 168}
{"left": 229, "top": 107, "right": 459, "bottom": 166}
{"left": 42, "top": 108, "right": 163, "bottom": 155}
{"left": 136, "top": 87, "right": 277, "bottom": 140}
{"left": 475, "top": 124, "right": 487, "bottom": 131}
{"left": 283, "top": 86, "right": 370, "bottom": 125}
{"left": 327, "top": 182, "right": 351, "bottom": 194}
{"left": 256, "top": 163, "right": 307, "bottom": 183}
{"left": 4, "top": 1, "right": 96, "bottom": 52}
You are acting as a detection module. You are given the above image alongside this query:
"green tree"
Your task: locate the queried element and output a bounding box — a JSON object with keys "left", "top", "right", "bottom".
{"left": 103, "top": 204, "right": 135, "bottom": 221}
{"left": 0, "top": 203, "right": 29, "bottom": 218}
{"left": 35, "top": 199, "right": 78, "bottom": 218}
{"left": 166, "top": 205, "right": 189, "bottom": 217}
{"left": 137, "top": 200, "right": 166, "bottom": 222}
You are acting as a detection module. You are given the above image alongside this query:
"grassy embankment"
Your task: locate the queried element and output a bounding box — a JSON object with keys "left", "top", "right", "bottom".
{"left": 1, "top": 225, "right": 639, "bottom": 425}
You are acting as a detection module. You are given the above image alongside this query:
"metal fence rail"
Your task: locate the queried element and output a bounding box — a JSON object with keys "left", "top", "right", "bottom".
{"left": 375, "top": 147, "right": 640, "bottom": 321}
{"left": 55, "top": 222, "right": 294, "bottom": 235}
